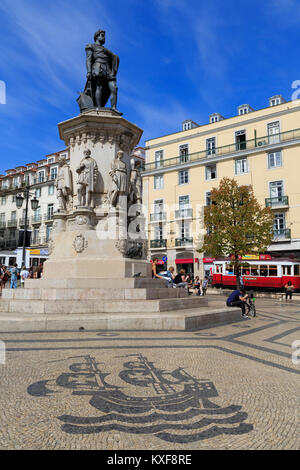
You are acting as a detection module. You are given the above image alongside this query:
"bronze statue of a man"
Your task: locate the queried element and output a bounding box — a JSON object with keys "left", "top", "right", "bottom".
{"left": 78, "top": 29, "right": 119, "bottom": 112}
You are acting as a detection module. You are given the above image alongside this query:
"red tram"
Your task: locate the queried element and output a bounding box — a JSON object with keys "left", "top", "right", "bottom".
{"left": 212, "top": 257, "right": 300, "bottom": 291}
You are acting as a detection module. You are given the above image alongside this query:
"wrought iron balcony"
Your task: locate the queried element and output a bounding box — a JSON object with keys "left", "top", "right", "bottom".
{"left": 7, "top": 219, "right": 17, "bottom": 227}
{"left": 143, "top": 127, "right": 300, "bottom": 172}
{"left": 31, "top": 237, "right": 46, "bottom": 246}
{"left": 175, "top": 237, "right": 193, "bottom": 246}
{"left": 5, "top": 240, "right": 18, "bottom": 250}
{"left": 273, "top": 229, "right": 291, "bottom": 240}
{"left": 265, "top": 196, "right": 289, "bottom": 208}
{"left": 175, "top": 208, "right": 193, "bottom": 219}
{"left": 0, "top": 221, "right": 6, "bottom": 229}
{"left": 44, "top": 212, "right": 54, "bottom": 222}
{"left": 150, "top": 239, "right": 167, "bottom": 248}
{"left": 32, "top": 215, "right": 42, "bottom": 224}
{"left": 150, "top": 212, "right": 166, "bottom": 222}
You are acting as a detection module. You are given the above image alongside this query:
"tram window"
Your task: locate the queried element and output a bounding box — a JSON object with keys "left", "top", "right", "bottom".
{"left": 251, "top": 265, "right": 259, "bottom": 276}
{"left": 241, "top": 266, "right": 249, "bottom": 275}
{"left": 294, "top": 265, "right": 300, "bottom": 276}
{"left": 283, "top": 265, "right": 291, "bottom": 276}
{"left": 260, "top": 267, "right": 268, "bottom": 276}
{"left": 269, "top": 265, "right": 278, "bottom": 276}
{"left": 215, "top": 264, "right": 223, "bottom": 274}
{"left": 225, "top": 263, "right": 234, "bottom": 274}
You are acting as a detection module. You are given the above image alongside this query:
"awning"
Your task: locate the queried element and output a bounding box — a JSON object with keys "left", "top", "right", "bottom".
{"left": 175, "top": 258, "right": 198, "bottom": 264}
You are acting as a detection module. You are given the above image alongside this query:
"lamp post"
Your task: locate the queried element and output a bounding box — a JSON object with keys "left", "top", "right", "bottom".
{"left": 16, "top": 187, "right": 39, "bottom": 268}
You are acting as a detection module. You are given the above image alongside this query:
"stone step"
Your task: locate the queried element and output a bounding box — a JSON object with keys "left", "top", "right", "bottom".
{"left": 0, "top": 307, "right": 241, "bottom": 331}
{"left": 24, "top": 278, "right": 167, "bottom": 290}
{"left": 0, "top": 297, "right": 207, "bottom": 314}
{"left": 2, "top": 287, "right": 188, "bottom": 301}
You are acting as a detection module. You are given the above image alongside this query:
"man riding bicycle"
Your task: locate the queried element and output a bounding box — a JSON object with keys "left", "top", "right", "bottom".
{"left": 226, "top": 289, "right": 249, "bottom": 318}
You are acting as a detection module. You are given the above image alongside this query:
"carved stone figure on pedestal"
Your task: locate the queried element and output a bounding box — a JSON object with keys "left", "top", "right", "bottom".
{"left": 55, "top": 158, "right": 73, "bottom": 211}
{"left": 77, "top": 29, "right": 120, "bottom": 113}
{"left": 109, "top": 150, "right": 128, "bottom": 208}
{"left": 76, "top": 149, "right": 99, "bottom": 208}
{"left": 128, "top": 159, "right": 142, "bottom": 206}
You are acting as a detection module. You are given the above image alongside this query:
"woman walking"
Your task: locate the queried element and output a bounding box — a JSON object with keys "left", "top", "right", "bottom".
{"left": 284, "top": 281, "right": 295, "bottom": 301}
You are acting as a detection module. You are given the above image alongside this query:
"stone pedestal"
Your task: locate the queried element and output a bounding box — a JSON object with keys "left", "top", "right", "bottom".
{"left": 43, "top": 108, "right": 150, "bottom": 280}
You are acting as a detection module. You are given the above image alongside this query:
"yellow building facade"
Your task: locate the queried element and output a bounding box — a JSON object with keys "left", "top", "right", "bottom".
{"left": 142, "top": 96, "right": 300, "bottom": 277}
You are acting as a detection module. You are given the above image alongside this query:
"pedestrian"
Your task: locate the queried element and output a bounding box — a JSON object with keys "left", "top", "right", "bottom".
{"left": 202, "top": 276, "right": 209, "bottom": 295}
{"left": 226, "top": 288, "right": 249, "bottom": 318}
{"left": 28, "top": 267, "right": 34, "bottom": 279}
{"left": 173, "top": 269, "right": 189, "bottom": 289}
{"left": 193, "top": 276, "right": 201, "bottom": 295}
{"left": 158, "top": 266, "right": 175, "bottom": 287}
{"left": 284, "top": 281, "right": 295, "bottom": 302}
{"left": 10, "top": 264, "right": 19, "bottom": 289}
{"left": 20, "top": 266, "right": 30, "bottom": 288}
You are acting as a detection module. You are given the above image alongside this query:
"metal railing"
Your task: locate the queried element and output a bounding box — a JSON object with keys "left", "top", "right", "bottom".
{"left": 143, "top": 127, "right": 300, "bottom": 172}
{"left": 273, "top": 229, "right": 291, "bottom": 239}
{"left": 0, "top": 221, "right": 6, "bottom": 228}
{"left": 44, "top": 212, "right": 54, "bottom": 221}
{"left": 150, "top": 239, "right": 167, "bottom": 248}
{"left": 32, "top": 215, "right": 42, "bottom": 223}
{"left": 7, "top": 219, "right": 17, "bottom": 227}
{"left": 265, "top": 196, "right": 289, "bottom": 208}
{"left": 150, "top": 212, "right": 167, "bottom": 222}
{"left": 175, "top": 208, "right": 193, "bottom": 219}
{"left": 175, "top": 237, "right": 193, "bottom": 246}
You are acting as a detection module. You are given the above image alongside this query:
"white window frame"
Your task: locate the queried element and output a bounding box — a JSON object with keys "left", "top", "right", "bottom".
{"left": 178, "top": 170, "right": 189, "bottom": 185}
{"left": 235, "top": 158, "right": 248, "bottom": 175}
{"left": 178, "top": 195, "right": 190, "bottom": 209}
{"left": 206, "top": 137, "right": 216, "bottom": 156}
{"left": 50, "top": 167, "right": 58, "bottom": 180}
{"left": 267, "top": 121, "right": 280, "bottom": 144}
{"left": 154, "top": 175, "right": 164, "bottom": 190}
{"left": 155, "top": 150, "right": 164, "bottom": 169}
{"left": 269, "top": 180, "right": 284, "bottom": 199}
{"left": 179, "top": 144, "right": 189, "bottom": 163}
{"left": 205, "top": 164, "right": 217, "bottom": 180}
{"left": 48, "top": 184, "right": 55, "bottom": 195}
{"left": 267, "top": 151, "right": 282, "bottom": 169}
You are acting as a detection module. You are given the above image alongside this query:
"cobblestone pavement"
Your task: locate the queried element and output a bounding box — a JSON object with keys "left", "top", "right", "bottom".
{"left": 0, "top": 298, "right": 299, "bottom": 450}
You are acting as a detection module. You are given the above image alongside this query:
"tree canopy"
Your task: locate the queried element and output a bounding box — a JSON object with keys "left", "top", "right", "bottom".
{"left": 199, "top": 178, "right": 274, "bottom": 285}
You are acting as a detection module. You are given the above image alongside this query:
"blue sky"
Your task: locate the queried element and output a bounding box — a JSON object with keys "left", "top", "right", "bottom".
{"left": 0, "top": 0, "right": 300, "bottom": 173}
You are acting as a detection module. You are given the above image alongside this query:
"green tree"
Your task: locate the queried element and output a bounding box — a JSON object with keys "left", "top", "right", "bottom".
{"left": 199, "top": 178, "right": 274, "bottom": 288}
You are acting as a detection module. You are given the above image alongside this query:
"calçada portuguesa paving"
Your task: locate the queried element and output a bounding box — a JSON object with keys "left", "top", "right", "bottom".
{"left": 0, "top": 296, "right": 299, "bottom": 450}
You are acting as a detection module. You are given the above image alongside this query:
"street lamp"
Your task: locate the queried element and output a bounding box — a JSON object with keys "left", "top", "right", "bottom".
{"left": 15, "top": 187, "right": 39, "bottom": 267}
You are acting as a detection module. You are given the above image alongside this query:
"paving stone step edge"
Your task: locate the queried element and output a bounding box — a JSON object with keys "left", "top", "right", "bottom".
{"left": 0, "top": 308, "right": 241, "bottom": 331}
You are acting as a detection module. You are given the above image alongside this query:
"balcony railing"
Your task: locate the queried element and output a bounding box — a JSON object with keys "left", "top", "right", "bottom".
{"left": 7, "top": 219, "right": 17, "bottom": 228}
{"left": 0, "top": 221, "right": 6, "bottom": 228}
{"left": 265, "top": 196, "right": 289, "bottom": 208}
{"left": 175, "top": 208, "right": 193, "bottom": 219}
{"left": 273, "top": 229, "right": 291, "bottom": 240}
{"left": 31, "top": 237, "right": 47, "bottom": 246}
{"left": 175, "top": 237, "right": 193, "bottom": 246}
{"left": 143, "top": 127, "right": 300, "bottom": 172}
{"left": 150, "top": 212, "right": 166, "bottom": 222}
{"left": 150, "top": 239, "right": 167, "bottom": 248}
{"left": 44, "top": 212, "right": 54, "bottom": 222}
{"left": 32, "top": 215, "right": 42, "bottom": 224}
{"left": 5, "top": 240, "right": 18, "bottom": 250}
